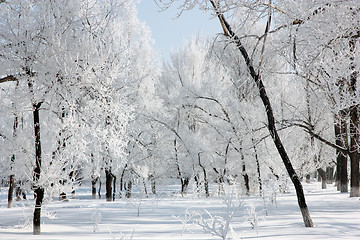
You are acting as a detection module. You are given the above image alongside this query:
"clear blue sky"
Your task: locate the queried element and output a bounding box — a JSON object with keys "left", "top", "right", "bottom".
{"left": 136, "top": 0, "right": 221, "bottom": 58}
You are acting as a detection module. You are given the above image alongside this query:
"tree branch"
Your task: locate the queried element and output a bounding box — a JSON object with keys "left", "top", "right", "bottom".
{"left": 289, "top": 121, "right": 350, "bottom": 155}
{"left": 258, "top": 0, "right": 272, "bottom": 70}
{"left": 0, "top": 75, "right": 17, "bottom": 84}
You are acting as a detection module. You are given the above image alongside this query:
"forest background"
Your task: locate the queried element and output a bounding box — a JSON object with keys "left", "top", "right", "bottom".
{"left": 0, "top": 0, "right": 359, "bottom": 237}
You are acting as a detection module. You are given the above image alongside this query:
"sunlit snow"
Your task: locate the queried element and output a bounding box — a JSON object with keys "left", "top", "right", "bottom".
{"left": 1, "top": 182, "right": 359, "bottom": 240}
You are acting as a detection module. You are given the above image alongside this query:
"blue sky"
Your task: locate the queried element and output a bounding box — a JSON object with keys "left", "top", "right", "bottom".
{"left": 136, "top": 0, "right": 221, "bottom": 58}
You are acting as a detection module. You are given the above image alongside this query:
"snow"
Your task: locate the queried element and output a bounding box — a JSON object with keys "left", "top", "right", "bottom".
{"left": 1, "top": 182, "right": 360, "bottom": 240}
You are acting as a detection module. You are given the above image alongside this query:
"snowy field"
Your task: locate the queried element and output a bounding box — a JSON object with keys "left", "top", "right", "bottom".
{"left": 1, "top": 182, "right": 360, "bottom": 240}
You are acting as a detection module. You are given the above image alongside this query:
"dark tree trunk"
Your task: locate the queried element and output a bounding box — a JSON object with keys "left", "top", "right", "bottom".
{"left": 198, "top": 153, "right": 209, "bottom": 197}
{"left": 349, "top": 32, "right": 359, "bottom": 197}
{"left": 317, "top": 168, "right": 327, "bottom": 189}
{"left": 242, "top": 162, "right": 250, "bottom": 195}
{"left": 33, "top": 187, "right": 44, "bottom": 235}
{"left": 151, "top": 181, "right": 156, "bottom": 195}
{"left": 142, "top": 179, "right": 148, "bottom": 197}
{"left": 210, "top": 2, "right": 313, "bottom": 226}
{"left": 174, "top": 138, "right": 190, "bottom": 196}
{"left": 326, "top": 167, "right": 334, "bottom": 184}
{"left": 113, "top": 176, "right": 116, "bottom": 201}
{"left": 7, "top": 174, "right": 15, "bottom": 208}
{"left": 92, "top": 177, "right": 97, "bottom": 199}
{"left": 337, "top": 152, "right": 348, "bottom": 193}
{"left": 32, "top": 102, "right": 44, "bottom": 235}
{"left": 180, "top": 177, "right": 189, "bottom": 196}
{"left": 335, "top": 112, "right": 348, "bottom": 192}
{"left": 349, "top": 106, "right": 359, "bottom": 197}
{"left": 98, "top": 179, "right": 101, "bottom": 199}
{"left": 304, "top": 80, "right": 313, "bottom": 186}
{"left": 90, "top": 153, "right": 98, "bottom": 199}
{"left": 70, "top": 170, "right": 76, "bottom": 198}
{"left": 253, "top": 143, "right": 263, "bottom": 195}
{"left": 240, "top": 144, "right": 250, "bottom": 195}
{"left": 194, "top": 174, "right": 200, "bottom": 194}
{"left": 8, "top": 114, "right": 18, "bottom": 208}
{"left": 125, "top": 181, "right": 132, "bottom": 198}
{"left": 150, "top": 174, "right": 156, "bottom": 195}
{"left": 119, "top": 164, "right": 127, "bottom": 198}
{"left": 105, "top": 169, "right": 113, "bottom": 201}
{"left": 218, "top": 141, "right": 229, "bottom": 195}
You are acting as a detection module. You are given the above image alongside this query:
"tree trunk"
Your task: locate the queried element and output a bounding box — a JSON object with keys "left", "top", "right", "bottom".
{"left": 7, "top": 174, "right": 15, "bottom": 208}
{"left": 194, "top": 174, "right": 200, "bottom": 194}
{"left": 258, "top": 59, "right": 314, "bottom": 227}
{"left": 349, "top": 106, "right": 359, "bottom": 197}
{"left": 8, "top": 114, "right": 18, "bottom": 208}
{"left": 92, "top": 177, "right": 97, "bottom": 199}
{"left": 32, "top": 102, "right": 44, "bottom": 235}
{"left": 125, "top": 181, "right": 132, "bottom": 198}
{"left": 349, "top": 32, "right": 359, "bottom": 197}
{"left": 198, "top": 153, "right": 209, "bottom": 197}
{"left": 242, "top": 161, "right": 250, "bottom": 195}
{"left": 174, "top": 138, "right": 190, "bottom": 196}
{"left": 113, "top": 175, "right": 116, "bottom": 201}
{"left": 98, "top": 179, "right": 101, "bottom": 199}
{"left": 142, "top": 178, "right": 149, "bottom": 197}
{"left": 180, "top": 177, "right": 189, "bottom": 196}
{"left": 119, "top": 164, "right": 128, "bottom": 198}
{"left": 240, "top": 144, "right": 250, "bottom": 195}
{"left": 210, "top": 2, "right": 314, "bottom": 226}
{"left": 253, "top": 143, "right": 263, "bottom": 195}
{"left": 105, "top": 169, "right": 113, "bottom": 201}
{"left": 326, "top": 167, "right": 334, "bottom": 184}
{"left": 317, "top": 168, "right": 327, "bottom": 189}
{"left": 142, "top": 179, "right": 148, "bottom": 197}
{"left": 150, "top": 174, "right": 156, "bottom": 195}
{"left": 335, "top": 112, "right": 348, "bottom": 192}
{"left": 33, "top": 187, "right": 44, "bottom": 235}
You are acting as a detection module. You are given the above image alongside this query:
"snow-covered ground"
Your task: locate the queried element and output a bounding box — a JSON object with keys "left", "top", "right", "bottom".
{"left": 1, "top": 182, "right": 359, "bottom": 240}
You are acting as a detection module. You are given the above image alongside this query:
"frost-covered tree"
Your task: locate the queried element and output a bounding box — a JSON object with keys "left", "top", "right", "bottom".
{"left": 156, "top": 35, "right": 276, "bottom": 197}
{"left": 271, "top": 0, "right": 360, "bottom": 196}
{"left": 0, "top": 0, "right": 150, "bottom": 234}
{"left": 156, "top": 37, "right": 222, "bottom": 195}
{"left": 156, "top": 0, "right": 314, "bottom": 227}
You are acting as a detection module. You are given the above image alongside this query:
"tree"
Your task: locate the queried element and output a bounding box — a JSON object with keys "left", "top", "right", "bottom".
{"left": 157, "top": 35, "right": 286, "bottom": 198}
{"left": 273, "top": 0, "right": 360, "bottom": 196}
{"left": 157, "top": 0, "right": 314, "bottom": 227}
{"left": 0, "top": 0, "right": 146, "bottom": 233}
